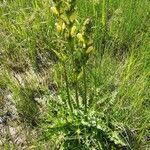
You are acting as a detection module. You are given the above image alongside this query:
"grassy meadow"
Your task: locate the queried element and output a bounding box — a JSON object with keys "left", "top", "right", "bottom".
{"left": 0, "top": 0, "right": 150, "bottom": 149}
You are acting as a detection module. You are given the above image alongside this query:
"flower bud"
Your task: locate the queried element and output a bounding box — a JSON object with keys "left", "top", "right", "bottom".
{"left": 51, "top": 7, "right": 59, "bottom": 15}
{"left": 55, "top": 23, "right": 62, "bottom": 32}
{"left": 70, "top": 13, "right": 77, "bottom": 22}
{"left": 70, "top": 26, "right": 77, "bottom": 37}
{"left": 83, "top": 44, "right": 86, "bottom": 48}
{"left": 62, "top": 22, "right": 66, "bottom": 31}
{"left": 60, "top": 15, "right": 70, "bottom": 24}
{"left": 86, "top": 46, "right": 94, "bottom": 54}
{"left": 77, "top": 33, "right": 84, "bottom": 42}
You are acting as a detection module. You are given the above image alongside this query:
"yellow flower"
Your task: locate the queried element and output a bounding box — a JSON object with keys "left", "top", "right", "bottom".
{"left": 51, "top": 7, "right": 59, "bottom": 15}
{"left": 60, "top": 15, "right": 70, "bottom": 24}
{"left": 70, "top": 26, "right": 77, "bottom": 37}
{"left": 83, "top": 44, "right": 86, "bottom": 48}
{"left": 62, "top": 22, "right": 66, "bottom": 31}
{"left": 70, "top": 13, "right": 77, "bottom": 22}
{"left": 86, "top": 46, "right": 94, "bottom": 54}
{"left": 77, "top": 33, "right": 84, "bottom": 42}
{"left": 55, "top": 23, "right": 62, "bottom": 32}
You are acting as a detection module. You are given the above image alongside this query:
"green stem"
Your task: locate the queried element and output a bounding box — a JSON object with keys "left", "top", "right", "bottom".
{"left": 101, "top": 0, "right": 108, "bottom": 58}
{"left": 83, "top": 64, "right": 87, "bottom": 115}
{"left": 63, "top": 62, "right": 73, "bottom": 112}
{"left": 69, "top": 37, "right": 79, "bottom": 108}
{"left": 102, "top": 0, "right": 106, "bottom": 30}
{"left": 75, "top": 74, "right": 79, "bottom": 108}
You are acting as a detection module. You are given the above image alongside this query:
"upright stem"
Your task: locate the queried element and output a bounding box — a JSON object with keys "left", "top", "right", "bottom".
{"left": 75, "top": 74, "right": 79, "bottom": 108}
{"left": 63, "top": 62, "right": 73, "bottom": 112}
{"left": 102, "top": 0, "right": 106, "bottom": 30}
{"left": 83, "top": 64, "right": 87, "bottom": 115}
{"left": 69, "top": 37, "right": 79, "bottom": 108}
{"left": 101, "top": 0, "right": 107, "bottom": 57}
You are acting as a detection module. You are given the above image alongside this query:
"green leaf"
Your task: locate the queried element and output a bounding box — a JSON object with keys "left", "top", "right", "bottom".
{"left": 109, "top": 131, "right": 127, "bottom": 146}
{"left": 52, "top": 49, "right": 66, "bottom": 61}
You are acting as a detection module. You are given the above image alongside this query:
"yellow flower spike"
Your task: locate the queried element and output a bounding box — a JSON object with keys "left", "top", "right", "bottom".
{"left": 77, "top": 33, "right": 84, "bottom": 42}
{"left": 51, "top": 6, "right": 59, "bottom": 15}
{"left": 86, "top": 46, "right": 94, "bottom": 54}
{"left": 71, "top": 26, "right": 77, "bottom": 37}
{"left": 55, "top": 23, "right": 62, "bottom": 32}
